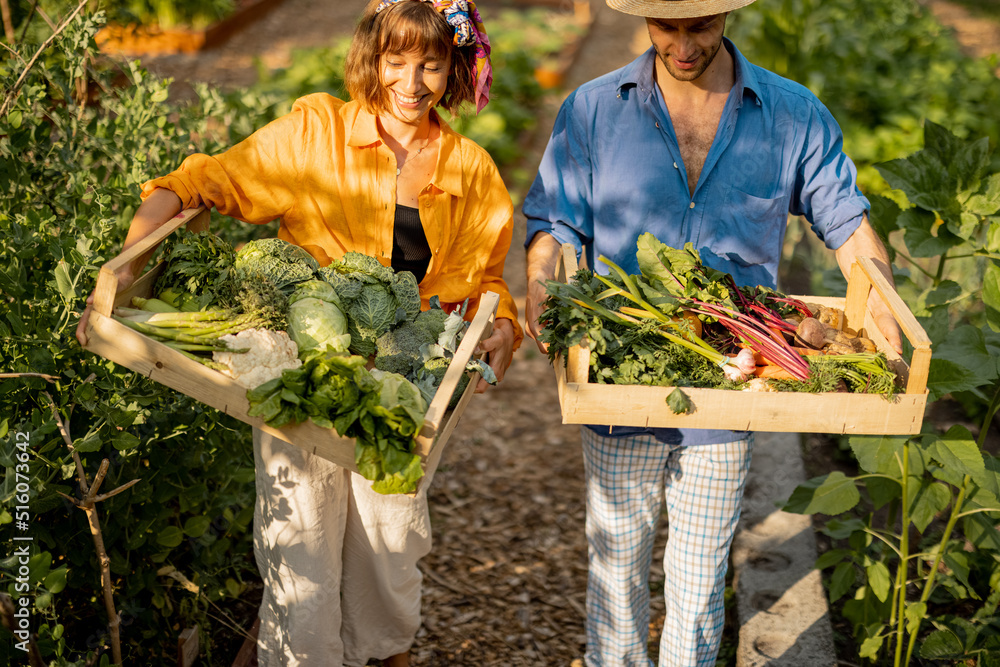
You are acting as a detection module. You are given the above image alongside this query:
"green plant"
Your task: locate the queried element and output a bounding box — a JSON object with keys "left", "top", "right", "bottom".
{"left": 783, "top": 122, "right": 1000, "bottom": 665}
{"left": 1, "top": 8, "right": 276, "bottom": 664}
{"left": 729, "top": 0, "right": 1000, "bottom": 196}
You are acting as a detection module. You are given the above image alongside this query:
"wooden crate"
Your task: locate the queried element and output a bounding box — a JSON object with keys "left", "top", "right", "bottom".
{"left": 82, "top": 207, "right": 497, "bottom": 491}
{"left": 553, "top": 245, "right": 931, "bottom": 435}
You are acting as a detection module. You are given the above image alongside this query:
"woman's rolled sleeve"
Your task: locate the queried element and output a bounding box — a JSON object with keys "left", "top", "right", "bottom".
{"left": 141, "top": 101, "right": 311, "bottom": 224}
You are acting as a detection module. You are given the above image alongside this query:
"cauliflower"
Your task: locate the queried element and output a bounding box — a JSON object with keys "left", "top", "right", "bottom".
{"left": 213, "top": 328, "right": 302, "bottom": 389}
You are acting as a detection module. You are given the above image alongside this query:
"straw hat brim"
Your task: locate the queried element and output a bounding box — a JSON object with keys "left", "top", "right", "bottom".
{"left": 605, "top": 0, "right": 757, "bottom": 19}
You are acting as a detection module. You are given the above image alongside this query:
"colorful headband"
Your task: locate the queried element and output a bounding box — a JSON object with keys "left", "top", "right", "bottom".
{"left": 374, "top": 0, "right": 493, "bottom": 113}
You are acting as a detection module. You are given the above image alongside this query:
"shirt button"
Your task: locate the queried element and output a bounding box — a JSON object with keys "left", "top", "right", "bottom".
{"left": 673, "top": 162, "right": 678, "bottom": 169}
{"left": 655, "top": 122, "right": 660, "bottom": 129}
{"left": 689, "top": 202, "right": 696, "bottom": 209}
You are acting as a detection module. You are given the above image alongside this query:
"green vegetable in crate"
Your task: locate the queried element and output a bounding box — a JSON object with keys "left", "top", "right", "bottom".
{"left": 246, "top": 348, "right": 427, "bottom": 494}
{"left": 154, "top": 230, "right": 236, "bottom": 309}
{"left": 319, "top": 252, "right": 422, "bottom": 357}
{"left": 233, "top": 238, "right": 320, "bottom": 293}
{"left": 286, "top": 280, "right": 351, "bottom": 353}
{"left": 374, "top": 299, "right": 451, "bottom": 377}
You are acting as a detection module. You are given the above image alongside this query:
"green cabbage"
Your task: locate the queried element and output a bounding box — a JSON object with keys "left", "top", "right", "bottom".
{"left": 287, "top": 280, "right": 350, "bottom": 353}
{"left": 234, "top": 238, "right": 319, "bottom": 293}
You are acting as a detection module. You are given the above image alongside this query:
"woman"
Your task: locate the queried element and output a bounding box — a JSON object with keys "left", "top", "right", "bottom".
{"left": 77, "top": 1, "right": 520, "bottom": 664}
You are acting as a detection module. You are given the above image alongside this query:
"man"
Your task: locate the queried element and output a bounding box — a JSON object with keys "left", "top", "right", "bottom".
{"left": 522, "top": 0, "right": 902, "bottom": 665}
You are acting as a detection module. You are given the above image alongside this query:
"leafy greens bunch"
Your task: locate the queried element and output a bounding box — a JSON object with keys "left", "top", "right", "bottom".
{"left": 540, "top": 234, "right": 896, "bottom": 394}
{"left": 246, "top": 348, "right": 428, "bottom": 494}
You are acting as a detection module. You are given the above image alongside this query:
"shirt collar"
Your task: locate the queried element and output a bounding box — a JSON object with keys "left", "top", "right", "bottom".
{"left": 347, "top": 102, "right": 465, "bottom": 198}
{"left": 616, "top": 37, "right": 762, "bottom": 106}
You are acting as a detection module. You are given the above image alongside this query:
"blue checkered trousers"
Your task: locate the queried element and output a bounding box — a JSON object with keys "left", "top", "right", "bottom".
{"left": 580, "top": 429, "right": 754, "bottom": 667}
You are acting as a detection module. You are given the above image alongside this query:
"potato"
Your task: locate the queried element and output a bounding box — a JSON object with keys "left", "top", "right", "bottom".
{"left": 824, "top": 341, "right": 855, "bottom": 355}
{"left": 817, "top": 306, "right": 844, "bottom": 329}
{"left": 853, "top": 336, "right": 878, "bottom": 353}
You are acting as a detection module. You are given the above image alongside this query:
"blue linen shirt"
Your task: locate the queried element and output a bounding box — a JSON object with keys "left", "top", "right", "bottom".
{"left": 523, "top": 39, "right": 870, "bottom": 445}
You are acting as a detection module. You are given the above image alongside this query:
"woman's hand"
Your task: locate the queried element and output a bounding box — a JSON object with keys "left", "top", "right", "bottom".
{"left": 75, "top": 188, "right": 184, "bottom": 347}
{"left": 75, "top": 266, "right": 135, "bottom": 347}
{"left": 475, "top": 317, "right": 515, "bottom": 393}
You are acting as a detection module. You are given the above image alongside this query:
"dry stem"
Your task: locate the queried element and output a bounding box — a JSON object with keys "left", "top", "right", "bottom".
{"left": 0, "top": 0, "right": 90, "bottom": 119}
{"left": 45, "top": 391, "right": 140, "bottom": 666}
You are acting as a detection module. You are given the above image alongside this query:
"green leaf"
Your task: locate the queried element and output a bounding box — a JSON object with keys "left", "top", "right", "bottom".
{"left": 875, "top": 152, "right": 951, "bottom": 212}
{"left": 818, "top": 518, "right": 865, "bottom": 541}
{"left": 829, "top": 562, "right": 856, "bottom": 603}
{"left": 966, "top": 172, "right": 1000, "bottom": 216}
{"left": 183, "top": 515, "right": 211, "bottom": 538}
{"left": 225, "top": 578, "right": 241, "bottom": 597}
{"left": 985, "top": 262, "right": 1000, "bottom": 333}
{"left": 925, "top": 425, "right": 985, "bottom": 479}
{"left": 864, "top": 476, "right": 901, "bottom": 510}
{"left": 973, "top": 454, "right": 1000, "bottom": 500}
{"left": 74, "top": 432, "right": 103, "bottom": 453}
{"left": 859, "top": 634, "right": 885, "bottom": 659}
{"left": 931, "top": 325, "right": 1000, "bottom": 383}
{"left": 964, "top": 511, "right": 1000, "bottom": 551}
{"left": 943, "top": 552, "right": 976, "bottom": 599}
{"left": 53, "top": 261, "right": 75, "bottom": 302}
{"left": 156, "top": 526, "right": 185, "bottom": 548}
{"left": 850, "top": 435, "right": 906, "bottom": 475}
{"left": 43, "top": 566, "right": 68, "bottom": 595}
{"left": 113, "top": 432, "right": 140, "bottom": 451}
{"left": 904, "top": 601, "right": 927, "bottom": 634}
{"left": 665, "top": 387, "right": 693, "bottom": 415}
{"left": 866, "top": 561, "right": 891, "bottom": 603}
{"left": 783, "top": 472, "right": 860, "bottom": 515}
{"left": 920, "top": 629, "right": 965, "bottom": 659}
{"left": 815, "top": 549, "right": 851, "bottom": 570}
{"left": 7, "top": 110, "right": 22, "bottom": 129}
{"left": 927, "top": 358, "right": 987, "bottom": 402}
{"left": 907, "top": 478, "right": 951, "bottom": 532}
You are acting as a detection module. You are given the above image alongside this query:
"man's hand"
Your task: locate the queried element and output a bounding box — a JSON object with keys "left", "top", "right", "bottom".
{"left": 835, "top": 215, "right": 903, "bottom": 354}
{"left": 525, "top": 232, "right": 563, "bottom": 354}
{"left": 476, "top": 317, "right": 515, "bottom": 393}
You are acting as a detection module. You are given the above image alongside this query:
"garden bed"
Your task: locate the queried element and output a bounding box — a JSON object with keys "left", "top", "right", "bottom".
{"left": 96, "top": 0, "right": 288, "bottom": 56}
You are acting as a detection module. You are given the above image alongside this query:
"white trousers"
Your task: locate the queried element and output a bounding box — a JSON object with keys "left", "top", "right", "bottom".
{"left": 252, "top": 428, "right": 433, "bottom": 666}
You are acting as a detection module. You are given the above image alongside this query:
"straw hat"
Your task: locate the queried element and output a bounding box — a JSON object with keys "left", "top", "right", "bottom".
{"left": 606, "top": 0, "right": 757, "bottom": 18}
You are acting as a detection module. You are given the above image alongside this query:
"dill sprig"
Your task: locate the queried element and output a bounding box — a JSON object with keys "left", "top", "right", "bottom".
{"left": 768, "top": 353, "right": 899, "bottom": 400}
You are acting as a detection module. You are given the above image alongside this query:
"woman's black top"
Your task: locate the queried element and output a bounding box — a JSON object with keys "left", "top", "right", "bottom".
{"left": 391, "top": 204, "right": 431, "bottom": 283}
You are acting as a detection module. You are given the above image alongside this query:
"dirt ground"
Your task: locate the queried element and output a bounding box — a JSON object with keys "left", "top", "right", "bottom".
{"left": 128, "top": 1, "right": 1000, "bottom": 664}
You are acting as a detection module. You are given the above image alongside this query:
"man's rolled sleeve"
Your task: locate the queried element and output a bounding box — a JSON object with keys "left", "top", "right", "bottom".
{"left": 523, "top": 91, "right": 594, "bottom": 259}
{"left": 792, "top": 101, "right": 870, "bottom": 250}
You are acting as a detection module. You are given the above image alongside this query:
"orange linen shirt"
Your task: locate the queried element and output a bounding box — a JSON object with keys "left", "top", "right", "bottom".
{"left": 142, "top": 93, "right": 522, "bottom": 348}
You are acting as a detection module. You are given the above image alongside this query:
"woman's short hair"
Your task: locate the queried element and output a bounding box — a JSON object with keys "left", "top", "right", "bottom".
{"left": 345, "top": 0, "right": 477, "bottom": 115}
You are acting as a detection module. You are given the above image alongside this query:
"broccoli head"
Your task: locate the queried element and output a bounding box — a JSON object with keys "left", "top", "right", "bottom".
{"left": 414, "top": 357, "right": 469, "bottom": 410}
{"left": 374, "top": 321, "right": 431, "bottom": 377}
{"left": 413, "top": 306, "right": 449, "bottom": 343}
